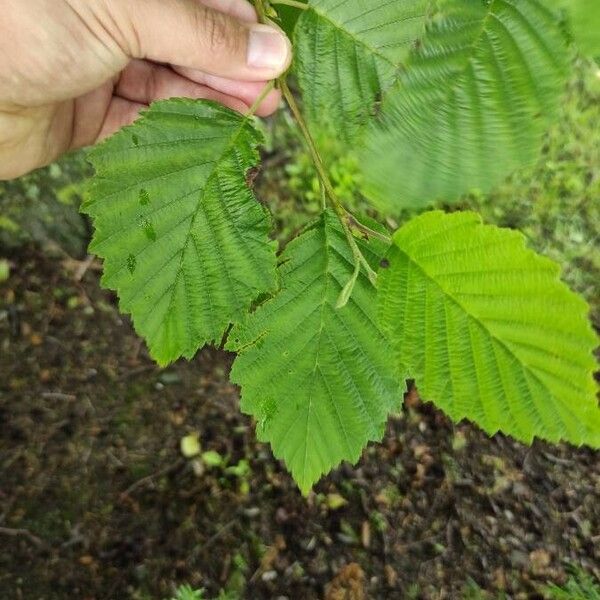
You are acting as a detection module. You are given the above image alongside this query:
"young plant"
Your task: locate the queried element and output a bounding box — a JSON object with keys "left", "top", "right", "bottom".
{"left": 169, "top": 585, "right": 205, "bottom": 600}
{"left": 83, "top": 0, "right": 600, "bottom": 494}
{"left": 544, "top": 565, "right": 600, "bottom": 600}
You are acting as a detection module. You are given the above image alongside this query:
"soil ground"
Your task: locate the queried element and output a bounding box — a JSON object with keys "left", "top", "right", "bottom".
{"left": 1, "top": 249, "right": 598, "bottom": 600}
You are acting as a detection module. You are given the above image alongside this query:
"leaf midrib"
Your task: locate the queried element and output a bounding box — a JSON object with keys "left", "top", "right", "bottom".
{"left": 395, "top": 245, "right": 576, "bottom": 420}
{"left": 159, "top": 119, "right": 259, "bottom": 339}
{"left": 306, "top": 4, "right": 420, "bottom": 68}
{"left": 392, "top": 0, "right": 508, "bottom": 112}
{"left": 300, "top": 221, "right": 332, "bottom": 489}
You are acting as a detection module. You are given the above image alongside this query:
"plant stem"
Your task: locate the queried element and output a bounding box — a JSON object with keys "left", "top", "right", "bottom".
{"left": 319, "top": 182, "right": 327, "bottom": 211}
{"left": 279, "top": 79, "right": 378, "bottom": 284}
{"left": 270, "top": 0, "right": 308, "bottom": 9}
{"left": 256, "top": 0, "right": 378, "bottom": 286}
{"left": 246, "top": 80, "right": 276, "bottom": 118}
{"left": 278, "top": 81, "right": 336, "bottom": 208}
{"left": 255, "top": 0, "right": 268, "bottom": 22}
{"left": 345, "top": 212, "right": 391, "bottom": 244}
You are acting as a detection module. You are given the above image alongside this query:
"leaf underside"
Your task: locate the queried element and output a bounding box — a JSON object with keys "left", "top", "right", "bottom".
{"left": 379, "top": 211, "right": 600, "bottom": 447}
{"left": 84, "top": 99, "right": 277, "bottom": 365}
{"left": 228, "top": 211, "right": 402, "bottom": 494}
{"left": 363, "top": 0, "right": 570, "bottom": 210}
{"left": 294, "top": 0, "right": 430, "bottom": 142}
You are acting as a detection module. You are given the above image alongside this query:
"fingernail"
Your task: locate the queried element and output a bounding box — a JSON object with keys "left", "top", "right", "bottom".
{"left": 247, "top": 24, "right": 290, "bottom": 71}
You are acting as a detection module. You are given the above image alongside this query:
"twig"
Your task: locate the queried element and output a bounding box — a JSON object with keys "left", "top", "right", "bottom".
{"left": 0, "top": 526, "right": 45, "bottom": 548}
{"left": 119, "top": 459, "right": 184, "bottom": 499}
{"left": 118, "top": 364, "right": 157, "bottom": 381}
{"left": 41, "top": 392, "right": 76, "bottom": 401}
{"left": 74, "top": 254, "right": 96, "bottom": 282}
{"left": 279, "top": 80, "right": 378, "bottom": 286}
{"left": 256, "top": 0, "right": 379, "bottom": 299}
{"left": 203, "top": 520, "right": 237, "bottom": 551}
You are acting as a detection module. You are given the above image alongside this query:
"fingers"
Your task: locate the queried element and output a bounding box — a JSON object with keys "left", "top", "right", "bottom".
{"left": 95, "top": 97, "right": 146, "bottom": 142}
{"left": 116, "top": 60, "right": 249, "bottom": 114}
{"left": 171, "top": 67, "right": 282, "bottom": 116}
{"left": 69, "top": 81, "right": 116, "bottom": 149}
{"left": 120, "top": 0, "right": 291, "bottom": 81}
{"left": 198, "top": 0, "right": 257, "bottom": 22}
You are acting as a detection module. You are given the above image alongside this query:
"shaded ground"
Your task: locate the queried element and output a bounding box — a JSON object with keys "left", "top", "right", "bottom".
{"left": 1, "top": 250, "right": 598, "bottom": 600}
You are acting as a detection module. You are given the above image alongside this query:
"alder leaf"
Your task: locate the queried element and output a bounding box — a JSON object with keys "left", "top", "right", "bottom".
{"left": 379, "top": 210, "right": 600, "bottom": 447}
{"left": 362, "top": 0, "right": 570, "bottom": 209}
{"left": 84, "top": 99, "right": 277, "bottom": 365}
{"left": 293, "top": 0, "right": 431, "bottom": 142}
{"left": 227, "top": 210, "right": 402, "bottom": 494}
{"left": 563, "top": 0, "right": 600, "bottom": 55}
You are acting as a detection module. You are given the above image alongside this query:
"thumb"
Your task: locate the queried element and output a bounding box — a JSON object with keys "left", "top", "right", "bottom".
{"left": 120, "top": 0, "right": 292, "bottom": 81}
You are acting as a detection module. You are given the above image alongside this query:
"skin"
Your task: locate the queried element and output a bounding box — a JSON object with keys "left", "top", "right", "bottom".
{"left": 0, "top": 0, "right": 292, "bottom": 180}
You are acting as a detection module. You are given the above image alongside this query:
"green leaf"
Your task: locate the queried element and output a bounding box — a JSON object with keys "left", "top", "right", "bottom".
{"left": 362, "top": 0, "right": 570, "bottom": 210}
{"left": 378, "top": 211, "right": 600, "bottom": 447}
{"left": 201, "top": 450, "right": 224, "bottom": 468}
{"left": 170, "top": 585, "right": 205, "bottom": 600}
{"left": 293, "top": 0, "right": 430, "bottom": 142}
{"left": 545, "top": 565, "right": 600, "bottom": 600}
{"left": 227, "top": 210, "right": 401, "bottom": 494}
{"left": 565, "top": 0, "right": 600, "bottom": 55}
{"left": 84, "top": 99, "right": 277, "bottom": 365}
{"left": 0, "top": 259, "right": 9, "bottom": 283}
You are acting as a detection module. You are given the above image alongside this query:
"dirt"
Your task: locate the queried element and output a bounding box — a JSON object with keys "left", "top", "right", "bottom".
{"left": 0, "top": 249, "right": 599, "bottom": 600}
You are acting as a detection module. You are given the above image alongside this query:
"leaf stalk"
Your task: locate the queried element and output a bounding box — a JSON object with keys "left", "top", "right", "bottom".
{"left": 256, "top": 0, "right": 378, "bottom": 292}
{"left": 270, "top": 0, "right": 308, "bottom": 9}
{"left": 246, "top": 80, "right": 276, "bottom": 119}
{"left": 279, "top": 80, "right": 378, "bottom": 286}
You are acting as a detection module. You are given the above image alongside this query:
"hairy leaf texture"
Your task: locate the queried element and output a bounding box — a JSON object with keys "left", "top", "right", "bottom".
{"left": 379, "top": 211, "right": 600, "bottom": 447}
{"left": 228, "top": 211, "right": 402, "bottom": 494}
{"left": 362, "top": 0, "right": 569, "bottom": 209}
{"left": 84, "top": 99, "right": 277, "bottom": 365}
{"left": 294, "top": 0, "right": 430, "bottom": 142}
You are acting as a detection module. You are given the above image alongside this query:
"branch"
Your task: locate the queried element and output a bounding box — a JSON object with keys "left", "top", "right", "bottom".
{"left": 256, "top": 0, "right": 379, "bottom": 301}
{"left": 279, "top": 80, "right": 378, "bottom": 288}
{"left": 0, "top": 526, "right": 45, "bottom": 549}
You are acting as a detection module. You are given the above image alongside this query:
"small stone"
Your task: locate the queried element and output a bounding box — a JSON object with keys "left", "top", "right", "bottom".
{"left": 191, "top": 459, "right": 205, "bottom": 477}
{"left": 275, "top": 507, "right": 289, "bottom": 524}
{"left": 30, "top": 333, "right": 43, "bottom": 346}
{"left": 384, "top": 565, "right": 398, "bottom": 588}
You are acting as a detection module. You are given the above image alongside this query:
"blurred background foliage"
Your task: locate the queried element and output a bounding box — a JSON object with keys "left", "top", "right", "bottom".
{"left": 0, "top": 153, "right": 90, "bottom": 258}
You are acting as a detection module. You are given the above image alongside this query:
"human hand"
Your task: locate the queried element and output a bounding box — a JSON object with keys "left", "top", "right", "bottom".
{"left": 0, "top": 0, "right": 291, "bottom": 180}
